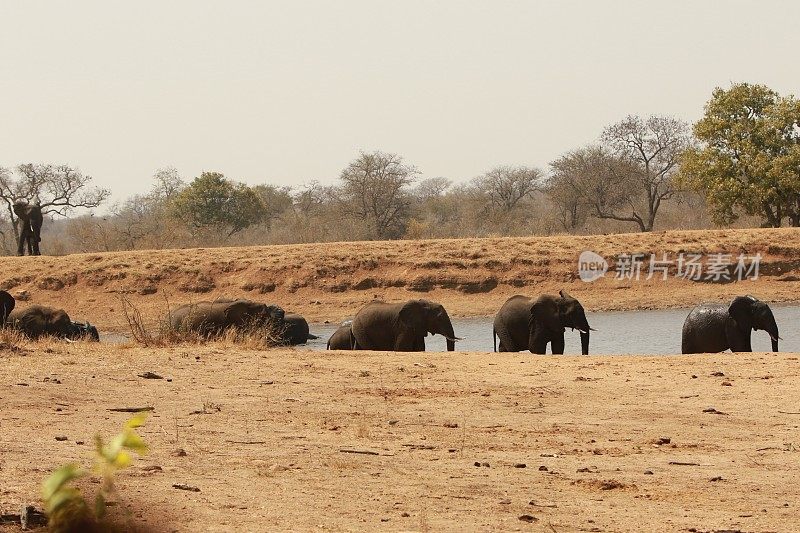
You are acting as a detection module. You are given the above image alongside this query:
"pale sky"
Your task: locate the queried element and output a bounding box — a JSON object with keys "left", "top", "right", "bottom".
{"left": 1, "top": 0, "right": 798, "bottom": 204}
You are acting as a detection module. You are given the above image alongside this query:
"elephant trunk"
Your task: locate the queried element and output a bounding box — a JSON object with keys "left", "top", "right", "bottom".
{"left": 763, "top": 314, "right": 780, "bottom": 352}
{"left": 436, "top": 318, "right": 457, "bottom": 352}
{"left": 580, "top": 330, "right": 590, "bottom": 356}
{"left": 573, "top": 312, "right": 591, "bottom": 355}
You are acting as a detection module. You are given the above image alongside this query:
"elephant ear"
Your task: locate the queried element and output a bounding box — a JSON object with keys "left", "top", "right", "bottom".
{"left": 728, "top": 296, "right": 754, "bottom": 332}
{"left": 399, "top": 300, "right": 426, "bottom": 335}
{"left": 531, "top": 295, "right": 563, "bottom": 333}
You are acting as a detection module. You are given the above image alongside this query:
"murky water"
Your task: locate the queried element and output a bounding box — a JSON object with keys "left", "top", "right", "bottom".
{"left": 304, "top": 305, "right": 800, "bottom": 354}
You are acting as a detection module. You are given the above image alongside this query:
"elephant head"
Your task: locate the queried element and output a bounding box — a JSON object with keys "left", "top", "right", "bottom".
{"left": 0, "top": 290, "right": 15, "bottom": 325}
{"left": 399, "top": 299, "right": 460, "bottom": 351}
{"left": 530, "top": 290, "right": 592, "bottom": 355}
{"left": 223, "top": 299, "right": 285, "bottom": 329}
{"left": 729, "top": 295, "right": 779, "bottom": 351}
{"left": 67, "top": 321, "right": 100, "bottom": 341}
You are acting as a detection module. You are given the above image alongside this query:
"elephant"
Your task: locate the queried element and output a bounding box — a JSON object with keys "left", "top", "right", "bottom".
{"left": 327, "top": 321, "right": 353, "bottom": 350}
{"left": 351, "top": 299, "right": 460, "bottom": 351}
{"left": 169, "top": 298, "right": 285, "bottom": 337}
{"left": 13, "top": 201, "right": 43, "bottom": 256}
{"left": 280, "top": 312, "right": 319, "bottom": 345}
{"left": 681, "top": 295, "right": 780, "bottom": 354}
{"left": 0, "top": 290, "right": 15, "bottom": 324}
{"left": 493, "top": 290, "right": 592, "bottom": 354}
{"left": 7, "top": 305, "right": 99, "bottom": 341}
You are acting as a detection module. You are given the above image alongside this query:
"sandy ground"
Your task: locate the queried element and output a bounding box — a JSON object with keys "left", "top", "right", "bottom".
{"left": 0, "top": 228, "right": 797, "bottom": 331}
{"left": 2, "top": 341, "right": 799, "bottom": 532}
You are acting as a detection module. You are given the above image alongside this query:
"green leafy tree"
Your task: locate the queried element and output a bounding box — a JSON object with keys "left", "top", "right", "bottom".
{"left": 681, "top": 83, "right": 800, "bottom": 227}
{"left": 171, "top": 172, "right": 267, "bottom": 236}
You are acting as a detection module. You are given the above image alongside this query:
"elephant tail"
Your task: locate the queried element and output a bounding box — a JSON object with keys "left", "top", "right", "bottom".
{"left": 493, "top": 327, "right": 497, "bottom": 352}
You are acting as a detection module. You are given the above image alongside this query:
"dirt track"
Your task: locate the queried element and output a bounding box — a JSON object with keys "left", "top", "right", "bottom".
{"left": 0, "top": 228, "right": 798, "bottom": 331}
{"left": 2, "top": 342, "right": 799, "bottom": 532}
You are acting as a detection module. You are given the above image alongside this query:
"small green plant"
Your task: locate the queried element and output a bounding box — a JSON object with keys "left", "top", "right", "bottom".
{"left": 42, "top": 414, "right": 148, "bottom": 532}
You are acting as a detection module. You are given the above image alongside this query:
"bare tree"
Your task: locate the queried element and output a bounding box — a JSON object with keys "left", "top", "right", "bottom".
{"left": 336, "top": 151, "right": 417, "bottom": 239}
{"left": 0, "top": 164, "right": 110, "bottom": 250}
{"left": 472, "top": 165, "right": 543, "bottom": 213}
{"left": 600, "top": 115, "right": 690, "bottom": 231}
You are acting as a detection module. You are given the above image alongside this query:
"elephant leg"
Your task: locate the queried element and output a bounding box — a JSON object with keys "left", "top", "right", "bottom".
{"left": 725, "top": 322, "right": 751, "bottom": 352}
{"left": 529, "top": 330, "right": 548, "bottom": 354}
{"left": 550, "top": 332, "right": 565, "bottom": 354}
{"left": 17, "top": 227, "right": 27, "bottom": 256}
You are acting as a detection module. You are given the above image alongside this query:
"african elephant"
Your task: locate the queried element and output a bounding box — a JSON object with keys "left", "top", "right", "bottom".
{"left": 0, "top": 290, "right": 15, "bottom": 324}
{"left": 169, "top": 298, "right": 285, "bottom": 337}
{"left": 493, "top": 290, "right": 592, "bottom": 354}
{"left": 351, "top": 299, "right": 459, "bottom": 352}
{"left": 681, "top": 295, "right": 780, "bottom": 354}
{"left": 13, "top": 201, "right": 43, "bottom": 256}
{"left": 8, "top": 305, "right": 99, "bottom": 341}
{"left": 327, "top": 322, "right": 353, "bottom": 350}
{"left": 280, "top": 313, "right": 319, "bottom": 345}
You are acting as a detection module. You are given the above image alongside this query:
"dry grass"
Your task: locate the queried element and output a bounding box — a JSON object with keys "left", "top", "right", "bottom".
{"left": 0, "top": 227, "right": 797, "bottom": 331}
{"left": 120, "top": 294, "right": 283, "bottom": 349}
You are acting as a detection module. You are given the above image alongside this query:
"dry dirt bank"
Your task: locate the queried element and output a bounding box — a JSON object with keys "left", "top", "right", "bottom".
{"left": 1, "top": 343, "right": 799, "bottom": 532}
{"left": 0, "top": 228, "right": 798, "bottom": 332}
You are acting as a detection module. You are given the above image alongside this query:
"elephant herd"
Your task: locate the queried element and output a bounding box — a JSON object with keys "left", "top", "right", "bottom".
{"left": 0, "top": 286, "right": 782, "bottom": 355}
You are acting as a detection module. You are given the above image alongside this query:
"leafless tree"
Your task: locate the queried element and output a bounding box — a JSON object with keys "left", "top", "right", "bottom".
{"left": 472, "top": 165, "right": 543, "bottom": 214}
{"left": 0, "top": 164, "right": 110, "bottom": 251}
{"left": 335, "top": 151, "right": 417, "bottom": 239}
{"left": 600, "top": 115, "right": 690, "bottom": 231}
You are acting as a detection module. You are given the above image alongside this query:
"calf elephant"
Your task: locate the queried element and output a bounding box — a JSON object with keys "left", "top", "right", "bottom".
{"left": 682, "top": 295, "right": 779, "bottom": 353}
{"left": 0, "top": 290, "right": 15, "bottom": 324}
{"left": 280, "top": 313, "right": 319, "bottom": 345}
{"left": 8, "top": 305, "right": 99, "bottom": 341}
{"left": 493, "top": 290, "right": 592, "bottom": 354}
{"left": 327, "top": 322, "right": 353, "bottom": 350}
{"left": 351, "top": 299, "right": 459, "bottom": 351}
{"left": 169, "top": 298, "right": 285, "bottom": 337}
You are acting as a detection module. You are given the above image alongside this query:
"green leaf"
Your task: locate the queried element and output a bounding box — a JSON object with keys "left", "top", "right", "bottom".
{"left": 42, "top": 464, "right": 84, "bottom": 501}
{"left": 44, "top": 487, "right": 82, "bottom": 515}
{"left": 122, "top": 432, "right": 148, "bottom": 453}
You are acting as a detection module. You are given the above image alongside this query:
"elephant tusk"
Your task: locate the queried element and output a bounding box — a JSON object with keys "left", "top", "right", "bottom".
{"left": 444, "top": 336, "right": 463, "bottom": 342}
{"left": 769, "top": 334, "right": 781, "bottom": 341}
{"left": 589, "top": 327, "right": 597, "bottom": 331}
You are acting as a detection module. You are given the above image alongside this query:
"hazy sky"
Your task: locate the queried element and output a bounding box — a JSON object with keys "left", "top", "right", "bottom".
{"left": 1, "top": 1, "right": 798, "bottom": 204}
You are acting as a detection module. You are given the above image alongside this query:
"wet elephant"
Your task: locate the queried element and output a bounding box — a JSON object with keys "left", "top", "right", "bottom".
{"left": 681, "top": 295, "right": 779, "bottom": 353}
{"left": 281, "top": 313, "right": 319, "bottom": 345}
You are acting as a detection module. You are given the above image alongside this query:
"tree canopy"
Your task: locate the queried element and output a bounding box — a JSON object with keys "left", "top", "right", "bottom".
{"left": 680, "top": 83, "right": 800, "bottom": 227}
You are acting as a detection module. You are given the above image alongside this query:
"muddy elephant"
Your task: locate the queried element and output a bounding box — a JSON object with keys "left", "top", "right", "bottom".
{"left": 8, "top": 305, "right": 99, "bottom": 340}
{"left": 0, "top": 290, "right": 15, "bottom": 324}
{"left": 351, "top": 299, "right": 459, "bottom": 352}
{"left": 169, "top": 298, "right": 285, "bottom": 337}
{"left": 681, "top": 295, "right": 779, "bottom": 353}
{"left": 280, "top": 313, "right": 319, "bottom": 345}
{"left": 327, "top": 322, "right": 353, "bottom": 350}
{"left": 493, "top": 290, "right": 592, "bottom": 354}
